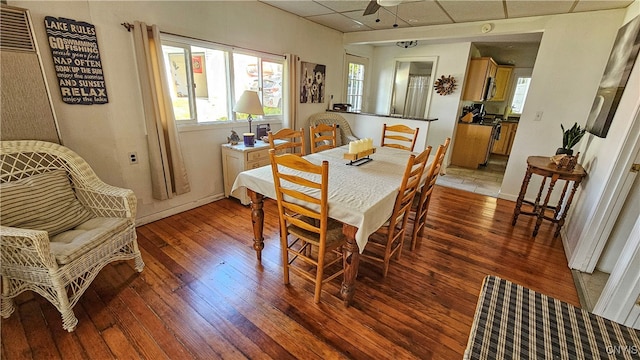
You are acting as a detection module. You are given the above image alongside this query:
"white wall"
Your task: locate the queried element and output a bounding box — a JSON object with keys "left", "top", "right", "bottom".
{"left": 10, "top": 1, "right": 346, "bottom": 224}
{"left": 500, "top": 10, "right": 626, "bottom": 204}
{"left": 366, "top": 42, "right": 472, "bottom": 154}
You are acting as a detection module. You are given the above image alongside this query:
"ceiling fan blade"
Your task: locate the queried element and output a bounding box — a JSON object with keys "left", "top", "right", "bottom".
{"left": 363, "top": 0, "right": 380, "bottom": 16}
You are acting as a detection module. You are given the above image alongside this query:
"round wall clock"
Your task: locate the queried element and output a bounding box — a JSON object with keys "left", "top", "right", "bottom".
{"left": 434, "top": 75, "right": 456, "bottom": 96}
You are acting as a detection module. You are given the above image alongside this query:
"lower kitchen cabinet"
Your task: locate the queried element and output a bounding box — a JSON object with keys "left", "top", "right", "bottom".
{"left": 451, "top": 123, "right": 497, "bottom": 169}
{"left": 492, "top": 121, "right": 518, "bottom": 155}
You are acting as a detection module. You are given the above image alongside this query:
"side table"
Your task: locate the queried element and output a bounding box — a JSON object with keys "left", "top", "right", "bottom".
{"left": 221, "top": 140, "right": 272, "bottom": 205}
{"left": 512, "top": 156, "right": 587, "bottom": 238}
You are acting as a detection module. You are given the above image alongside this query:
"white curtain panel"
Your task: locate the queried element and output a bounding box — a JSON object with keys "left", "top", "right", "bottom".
{"left": 284, "top": 54, "right": 299, "bottom": 129}
{"left": 404, "top": 75, "right": 430, "bottom": 118}
{"left": 132, "top": 21, "right": 190, "bottom": 200}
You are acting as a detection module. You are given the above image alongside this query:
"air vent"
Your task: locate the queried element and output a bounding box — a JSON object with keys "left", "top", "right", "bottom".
{"left": 0, "top": 6, "right": 35, "bottom": 52}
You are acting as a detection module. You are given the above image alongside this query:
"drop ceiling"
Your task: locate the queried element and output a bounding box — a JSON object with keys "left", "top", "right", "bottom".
{"left": 259, "top": 0, "right": 634, "bottom": 33}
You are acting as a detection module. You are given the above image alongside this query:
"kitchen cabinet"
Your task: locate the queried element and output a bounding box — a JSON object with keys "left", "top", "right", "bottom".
{"left": 451, "top": 123, "right": 497, "bottom": 169}
{"left": 492, "top": 121, "right": 518, "bottom": 155}
{"left": 462, "top": 57, "right": 497, "bottom": 101}
{"left": 491, "top": 65, "right": 514, "bottom": 102}
{"left": 222, "top": 140, "right": 273, "bottom": 205}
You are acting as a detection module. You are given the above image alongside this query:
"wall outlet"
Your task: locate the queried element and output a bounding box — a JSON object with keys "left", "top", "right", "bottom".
{"left": 128, "top": 152, "right": 138, "bottom": 164}
{"left": 534, "top": 111, "right": 543, "bottom": 121}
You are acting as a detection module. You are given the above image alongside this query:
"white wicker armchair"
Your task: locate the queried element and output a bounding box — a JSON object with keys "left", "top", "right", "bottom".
{"left": 308, "top": 112, "right": 359, "bottom": 146}
{"left": 0, "top": 140, "right": 144, "bottom": 332}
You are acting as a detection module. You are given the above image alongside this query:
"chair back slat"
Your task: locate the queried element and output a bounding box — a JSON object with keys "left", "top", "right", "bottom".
{"left": 362, "top": 146, "right": 431, "bottom": 277}
{"left": 269, "top": 149, "right": 345, "bottom": 303}
{"left": 268, "top": 128, "right": 306, "bottom": 156}
{"left": 410, "top": 137, "right": 451, "bottom": 251}
{"left": 381, "top": 123, "right": 419, "bottom": 151}
{"left": 310, "top": 123, "right": 338, "bottom": 153}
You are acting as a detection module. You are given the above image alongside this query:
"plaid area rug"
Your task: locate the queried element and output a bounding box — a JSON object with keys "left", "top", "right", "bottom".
{"left": 464, "top": 275, "right": 640, "bottom": 359}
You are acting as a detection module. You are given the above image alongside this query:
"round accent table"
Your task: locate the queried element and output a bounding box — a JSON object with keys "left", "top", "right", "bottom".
{"left": 512, "top": 156, "right": 587, "bottom": 238}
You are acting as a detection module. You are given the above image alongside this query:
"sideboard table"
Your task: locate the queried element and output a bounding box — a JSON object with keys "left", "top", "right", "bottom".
{"left": 512, "top": 156, "right": 587, "bottom": 238}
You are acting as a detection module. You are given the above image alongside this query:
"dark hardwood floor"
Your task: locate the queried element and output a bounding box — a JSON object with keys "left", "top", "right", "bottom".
{"left": 1, "top": 185, "right": 580, "bottom": 359}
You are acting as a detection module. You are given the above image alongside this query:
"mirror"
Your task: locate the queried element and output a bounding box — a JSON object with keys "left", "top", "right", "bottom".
{"left": 390, "top": 58, "right": 436, "bottom": 118}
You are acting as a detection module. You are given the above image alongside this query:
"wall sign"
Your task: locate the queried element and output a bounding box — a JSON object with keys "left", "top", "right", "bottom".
{"left": 44, "top": 16, "right": 108, "bottom": 105}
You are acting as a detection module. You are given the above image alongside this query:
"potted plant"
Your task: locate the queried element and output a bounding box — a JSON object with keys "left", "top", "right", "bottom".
{"left": 556, "top": 122, "right": 586, "bottom": 155}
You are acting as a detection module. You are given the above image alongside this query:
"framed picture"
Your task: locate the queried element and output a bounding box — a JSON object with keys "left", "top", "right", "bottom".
{"left": 586, "top": 15, "right": 640, "bottom": 138}
{"left": 192, "top": 55, "right": 203, "bottom": 74}
{"left": 300, "top": 61, "right": 325, "bottom": 104}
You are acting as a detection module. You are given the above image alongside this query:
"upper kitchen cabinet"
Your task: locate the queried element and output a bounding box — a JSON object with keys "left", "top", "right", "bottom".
{"left": 462, "top": 58, "right": 513, "bottom": 102}
{"left": 462, "top": 57, "right": 497, "bottom": 101}
{"left": 491, "top": 65, "right": 514, "bottom": 102}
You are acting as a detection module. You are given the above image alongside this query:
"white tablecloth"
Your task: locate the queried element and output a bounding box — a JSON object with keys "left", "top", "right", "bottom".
{"left": 232, "top": 145, "right": 432, "bottom": 252}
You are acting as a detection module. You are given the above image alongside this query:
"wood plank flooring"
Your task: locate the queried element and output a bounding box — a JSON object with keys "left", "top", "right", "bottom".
{"left": 1, "top": 185, "right": 580, "bottom": 359}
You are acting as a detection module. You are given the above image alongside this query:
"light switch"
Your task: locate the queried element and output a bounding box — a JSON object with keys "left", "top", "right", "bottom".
{"left": 534, "top": 111, "right": 543, "bottom": 121}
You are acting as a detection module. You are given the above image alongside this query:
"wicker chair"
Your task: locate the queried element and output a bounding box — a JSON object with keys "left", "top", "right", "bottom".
{"left": 308, "top": 112, "right": 359, "bottom": 146}
{"left": 0, "top": 140, "right": 144, "bottom": 332}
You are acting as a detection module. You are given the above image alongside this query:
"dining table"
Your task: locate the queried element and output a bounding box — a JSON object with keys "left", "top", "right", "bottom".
{"left": 231, "top": 145, "right": 432, "bottom": 305}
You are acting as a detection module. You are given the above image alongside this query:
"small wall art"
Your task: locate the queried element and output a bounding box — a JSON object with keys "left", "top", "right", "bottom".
{"left": 585, "top": 15, "right": 640, "bottom": 138}
{"left": 300, "top": 61, "right": 325, "bottom": 104}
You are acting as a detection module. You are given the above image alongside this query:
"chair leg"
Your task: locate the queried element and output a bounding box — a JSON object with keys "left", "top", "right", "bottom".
{"left": 1, "top": 278, "right": 15, "bottom": 319}
{"left": 132, "top": 240, "right": 146, "bottom": 272}
{"left": 52, "top": 278, "right": 78, "bottom": 332}
{"left": 382, "top": 257, "right": 390, "bottom": 278}
{"left": 314, "top": 252, "right": 325, "bottom": 303}
{"left": 281, "top": 234, "right": 290, "bottom": 285}
{"left": 411, "top": 218, "right": 422, "bottom": 251}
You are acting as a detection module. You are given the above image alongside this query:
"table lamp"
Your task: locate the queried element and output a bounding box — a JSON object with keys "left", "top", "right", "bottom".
{"left": 234, "top": 90, "right": 264, "bottom": 134}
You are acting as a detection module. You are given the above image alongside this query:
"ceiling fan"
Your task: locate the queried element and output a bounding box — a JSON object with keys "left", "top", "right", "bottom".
{"left": 363, "top": 0, "right": 404, "bottom": 16}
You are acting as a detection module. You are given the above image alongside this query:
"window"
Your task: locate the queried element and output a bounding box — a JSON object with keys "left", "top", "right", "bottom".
{"left": 509, "top": 77, "right": 531, "bottom": 114}
{"left": 345, "top": 54, "right": 368, "bottom": 112}
{"left": 160, "top": 34, "right": 284, "bottom": 124}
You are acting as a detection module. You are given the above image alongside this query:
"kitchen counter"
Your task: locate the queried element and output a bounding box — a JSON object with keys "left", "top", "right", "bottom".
{"left": 329, "top": 109, "right": 438, "bottom": 122}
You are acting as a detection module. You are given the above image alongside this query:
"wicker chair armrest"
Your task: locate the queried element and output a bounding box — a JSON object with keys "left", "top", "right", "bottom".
{"left": 75, "top": 183, "right": 137, "bottom": 219}
{"left": 0, "top": 226, "right": 58, "bottom": 270}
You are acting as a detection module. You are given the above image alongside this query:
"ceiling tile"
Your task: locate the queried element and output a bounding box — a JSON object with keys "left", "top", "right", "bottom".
{"left": 307, "top": 13, "right": 372, "bottom": 32}
{"left": 573, "top": 0, "right": 634, "bottom": 13}
{"left": 507, "top": 0, "right": 573, "bottom": 19}
{"left": 316, "top": 0, "right": 370, "bottom": 13}
{"left": 397, "top": 0, "right": 454, "bottom": 26}
{"left": 344, "top": 8, "right": 410, "bottom": 30}
{"left": 260, "top": 0, "right": 332, "bottom": 17}
{"left": 437, "top": 0, "right": 505, "bottom": 23}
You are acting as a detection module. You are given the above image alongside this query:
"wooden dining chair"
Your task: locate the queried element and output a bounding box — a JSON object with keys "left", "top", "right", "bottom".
{"left": 268, "top": 128, "right": 306, "bottom": 156}
{"left": 268, "top": 149, "right": 346, "bottom": 303}
{"left": 309, "top": 123, "right": 338, "bottom": 153}
{"left": 361, "top": 146, "right": 431, "bottom": 277}
{"left": 381, "top": 123, "right": 419, "bottom": 151}
{"left": 410, "top": 137, "right": 451, "bottom": 251}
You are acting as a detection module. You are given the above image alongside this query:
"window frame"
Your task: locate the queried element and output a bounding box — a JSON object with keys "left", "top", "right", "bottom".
{"left": 344, "top": 54, "right": 368, "bottom": 112}
{"left": 159, "top": 33, "right": 285, "bottom": 127}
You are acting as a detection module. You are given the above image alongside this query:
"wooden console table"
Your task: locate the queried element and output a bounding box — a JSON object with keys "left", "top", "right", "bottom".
{"left": 512, "top": 156, "right": 586, "bottom": 238}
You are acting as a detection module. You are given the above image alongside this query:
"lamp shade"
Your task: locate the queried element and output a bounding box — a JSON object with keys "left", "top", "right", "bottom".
{"left": 234, "top": 90, "right": 264, "bottom": 116}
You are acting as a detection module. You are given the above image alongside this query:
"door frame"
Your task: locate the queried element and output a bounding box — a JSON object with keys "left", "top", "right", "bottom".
{"left": 594, "top": 214, "right": 640, "bottom": 328}
{"left": 568, "top": 105, "right": 640, "bottom": 272}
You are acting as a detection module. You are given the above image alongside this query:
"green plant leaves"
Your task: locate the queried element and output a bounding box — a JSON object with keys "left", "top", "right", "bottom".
{"left": 561, "top": 122, "right": 586, "bottom": 150}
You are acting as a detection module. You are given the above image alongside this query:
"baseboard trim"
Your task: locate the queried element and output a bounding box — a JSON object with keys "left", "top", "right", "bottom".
{"left": 136, "top": 194, "right": 225, "bottom": 226}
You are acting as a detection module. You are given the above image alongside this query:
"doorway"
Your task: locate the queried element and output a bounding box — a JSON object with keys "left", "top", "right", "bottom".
{"left": 438, "top": 41, "right": 539, "bottom": 197}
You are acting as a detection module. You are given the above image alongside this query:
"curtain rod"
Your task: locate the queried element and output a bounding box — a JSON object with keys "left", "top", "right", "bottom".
{"left": 120, "top": 22, "right": 284, "bottom": 59}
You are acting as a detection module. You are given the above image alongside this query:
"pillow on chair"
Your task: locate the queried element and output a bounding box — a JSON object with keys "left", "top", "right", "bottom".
{"left": 0, "top": 169, "right": 95, "bottom": 236}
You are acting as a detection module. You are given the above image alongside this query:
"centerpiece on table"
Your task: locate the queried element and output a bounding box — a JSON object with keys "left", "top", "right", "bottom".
{"left": 344, "top": 138, "right": 375, "bottom": 166}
